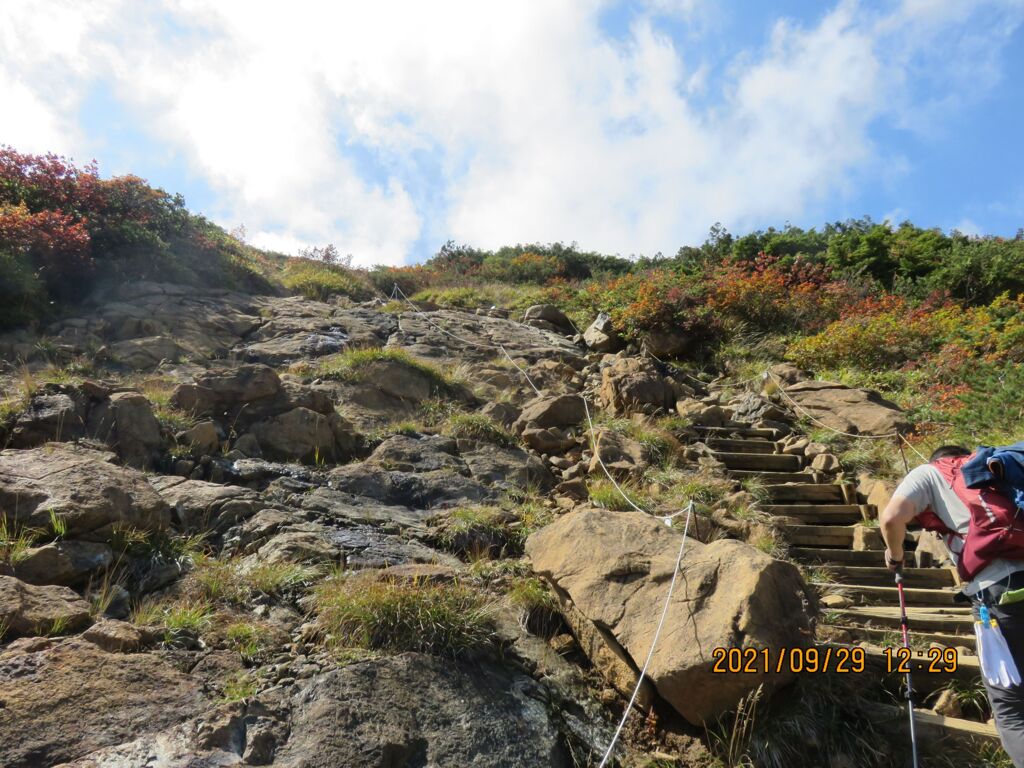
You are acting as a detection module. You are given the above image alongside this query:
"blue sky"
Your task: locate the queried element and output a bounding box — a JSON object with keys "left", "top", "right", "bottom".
{"left": 1, "top": 0, "right": 1022, "bottom": 265}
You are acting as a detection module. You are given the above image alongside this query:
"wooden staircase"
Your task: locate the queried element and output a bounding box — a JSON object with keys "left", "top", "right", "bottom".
{"left": 693, "top": 423, "right": 1001, "bottom": 748}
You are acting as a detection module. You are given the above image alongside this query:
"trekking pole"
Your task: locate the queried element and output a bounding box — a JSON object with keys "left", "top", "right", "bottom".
{"left": 895, "top": 570, "right": 919, "bottom": 768}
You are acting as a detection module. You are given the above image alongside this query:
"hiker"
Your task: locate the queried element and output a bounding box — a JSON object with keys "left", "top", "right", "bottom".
{"left": 880, "top": 445, "right": 1024, "bottom": 766}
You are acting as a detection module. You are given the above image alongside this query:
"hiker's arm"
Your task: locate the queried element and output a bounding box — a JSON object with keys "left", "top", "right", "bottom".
{"left": 880, "top": 495, "right": 918, "bottom": 571}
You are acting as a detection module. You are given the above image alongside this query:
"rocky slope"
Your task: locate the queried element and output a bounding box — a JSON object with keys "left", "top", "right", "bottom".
{"left": 0, "top": 281, "right": 923, "bottom": 767}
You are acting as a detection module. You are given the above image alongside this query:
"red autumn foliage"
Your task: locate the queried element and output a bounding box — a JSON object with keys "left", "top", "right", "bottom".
{"left": 0, "top": 203, "right": 93, "bottom": 288}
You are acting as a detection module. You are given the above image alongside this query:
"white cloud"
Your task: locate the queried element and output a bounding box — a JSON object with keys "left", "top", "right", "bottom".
{"left": 953, "top": 217, "right": 982, "bottom": 236}
{"left": 0, "top": 0, "right": 1020, "bottom": 264}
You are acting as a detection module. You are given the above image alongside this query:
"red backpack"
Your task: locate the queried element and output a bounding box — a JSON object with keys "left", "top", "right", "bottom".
{"left": 917, "top": 454, "right": 1024, "bottom": 581}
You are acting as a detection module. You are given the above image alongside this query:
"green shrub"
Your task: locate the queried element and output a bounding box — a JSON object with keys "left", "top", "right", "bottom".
{"left": 281, "top": 259, "right": 372, "bottom": 301}
{"left": 314, "top": 576, "right": 496, "bottom": 657}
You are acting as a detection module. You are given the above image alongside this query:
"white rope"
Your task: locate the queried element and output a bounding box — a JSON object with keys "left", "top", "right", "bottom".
{"left": 392, "top": 283, "right": 544, "bottom": 395}
{"left": 598, "top": 500, "right": 694, "bottom": 768}
{"left": 498, "top": 344, "right": 542, "bottom": 396}
{"left": 581, "top": 395, "right": 651, "bottom": 515}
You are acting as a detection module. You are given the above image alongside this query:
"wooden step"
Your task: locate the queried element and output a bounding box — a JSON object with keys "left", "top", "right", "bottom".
{"left": 832, "top": 606, "right": 974, "bottom": 634}
{"left": 704, "top": 438, "right": 778, "bottom": 454}
{"left": 763, "top": 504, "right": 866, "bottom": 524}
{"left": 766, "top": 484, "right": 846, "bottom": 503}
{"left": 911, "top": 709, "right": 999, "bottom": 743}
{"left": 816, "top": 565, "right": 956, "bottom": 589}
{"left": 821, "top": 583, "right": 958, "bottom": 606}
{"left": 782, "top": 524, "right": 855, "bottom": 547}
{"left": 727, "top": 469, "right": 816, "bottom": 484}
{"left": 833, "top": 624, "right": 971, "bottom": 650}
{"left": 792, "top": 547, "right": 909, "bottom": 565}
{"left": 693, "top": 425, "right": 779, "bottom": 439}
{"left": 712, "top": 451, "right": 803, "bottom": 471}
{"left": 873, "top": 704, "right": 999, "bottom": 746}
{"left": 821, "top": 643, "right": 982, "bottom": 692}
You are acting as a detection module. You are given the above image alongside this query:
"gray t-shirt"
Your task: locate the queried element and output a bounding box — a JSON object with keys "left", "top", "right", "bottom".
{"left": 893, "top": 464, "right": 1024, "bottom": 595}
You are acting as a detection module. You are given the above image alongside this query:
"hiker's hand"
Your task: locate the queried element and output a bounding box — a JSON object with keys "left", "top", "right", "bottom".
{"left": 884, "top": 548, "right": 904, "bottom": 572}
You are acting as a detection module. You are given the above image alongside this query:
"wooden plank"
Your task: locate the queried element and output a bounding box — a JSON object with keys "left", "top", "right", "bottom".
{"left": 820, "top": 565, "right": 956, "bottom": 589}
{"left": 782, "top": 524, "right": 855, "bottom": 547}
{"left": 822, "top": 583, "right": 958, "bottom": 606}
{"left": 712, "top": 451, "right": 803, "bottom": 471}
{"left": 767, "top": 484, "right": 845, "bottom": 502}
{"left": 763, "top": 504, "right": 864, "bottom": 523}
{"left": 792, "top": 547, "right": 907, "bottom": 565}
{"left": 727, "top": 469, "right": 816, "bottom": 484}
{"left": 704, "top": 438, "right": 777, "bottom": 454}
{"left": 833, "top": 607, "right": 973, "bottom": 633}
{"left": 692, "top": 425, "right": 779, "bottom": 439}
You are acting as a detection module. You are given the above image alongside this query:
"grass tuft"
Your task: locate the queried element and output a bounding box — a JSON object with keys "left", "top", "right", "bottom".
{"left": 314, "top": 575, "right": 496, "bottom": 658}
{"left": 441, "top": 412, "right": 515, "bottom": 447}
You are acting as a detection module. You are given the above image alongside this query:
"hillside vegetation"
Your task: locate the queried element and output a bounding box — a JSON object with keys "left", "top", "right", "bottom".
{"left": 4, "top": 147, "right": 1023, "bottom": 454}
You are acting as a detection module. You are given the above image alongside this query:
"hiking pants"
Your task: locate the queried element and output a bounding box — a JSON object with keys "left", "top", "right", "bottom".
{"left": 975, "top": 586, "right": 1024, "bottom": 767}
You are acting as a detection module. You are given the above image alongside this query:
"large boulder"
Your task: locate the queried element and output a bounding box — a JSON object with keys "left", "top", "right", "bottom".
{"left": 781, "top": 380, "right": 909, "bottom": 436}
{"left": 271, "top": 653, "right": 570, "bottom": 767}
{"left": 14, "top": 541, "right": 113, "bottom": 587}
{"left": 149, "top": 476, "right": 260, "bottom": 532}
{"left": 0, "top": 576, "right": 91, "bottom": 638}
{"left": 171, "top": 363, "right": 283, "bottom": 417}
{"left": 0, "top": 639, "right": 206, "bottom": 766}
{"left": 108, "top": 335, "right": 184, "bottom": 369}
{"left": 249, "top": 407, "right": 359, "bottom": 464}
{"left": 526, "top": 509, "right": 813, "bottom": 724}
{"left": 10, "top": 391, "right": 86, "bottom": 448}
{"left": 461, "top": 443, "right": 556, "bottom": 491}
{"left": 0, "top": 444, "right": 170, "bottom": 539}
{"left": 522, "top": 304, "right": 575, "bottom": 335}
{"left": 366, "top": 434, "right": 464, "bottom": 473}
{"left": 513, "top": 393, "right": 586, "bottom": 432}
{"left": 327, "top": 464, "right": 492, "bottom": 508}
{"left": 600, "top": 356, "right": 686, "bottom": 416}
{"left": 89, "top": 391, "right": 164, "bottom": 469}
{"left": 583, "top": 312, "right": 622, "bottom": 352}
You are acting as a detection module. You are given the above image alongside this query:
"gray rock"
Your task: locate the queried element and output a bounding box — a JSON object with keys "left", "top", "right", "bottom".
{"left": 461, "top": 443, "right": 555, "bottom": 491}
{"left": 0, "top": 444, "right": 170, "bottom": 538}
{"left": 94, "top": 391, "right": 164, "bottom": 469}
{"left": 583, "top": 312, "right": 622, "bottom": 352}
{"left": 523, "top": 304, "right": 574, "bottom": 335}
{"left": 250, "top": 408, "right": 359, "bottom": 464}
{"left": 11, "top": 392, "right": 86, "bottom": 448}
{"left": 149, "top": 476, "right": 260, "bottom": 532}
{"left": 0, "top": 638, "right": 206, "bottom": 766}
{"left": 0, "top": 576, "right": 92, "bottom": 638}
{"left": 176, "top": 420, "right": 221, "bottom": 455}
{"left": 514, "top": 394, "right": 586, "bottom": 432}
{"left": 14, "top": 541, "right": 113, "bottom": 586}
{"left": 271, "top": 653, "right": 570, "bottom": 767}
{"left": 108, "top": 335, "right": 184, "bottom": 369}
{"left": 366, "top": 434, "right": 464, "bottom": 473}
{"left": 327, "top": 464, "right": 493, "bottom": 508}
